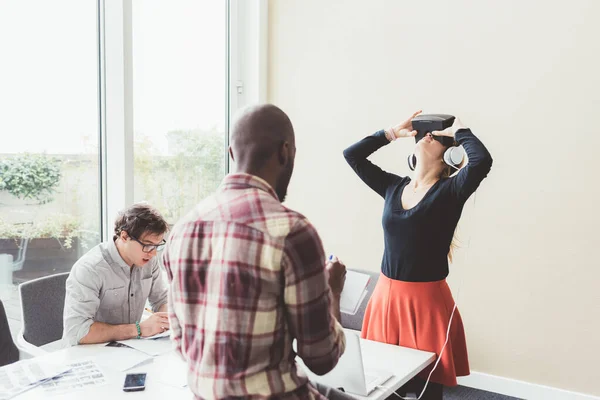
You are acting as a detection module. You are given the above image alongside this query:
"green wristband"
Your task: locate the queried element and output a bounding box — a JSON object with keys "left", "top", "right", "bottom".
{"left": 135, "top": 321, "right": 141, "bottom": 339}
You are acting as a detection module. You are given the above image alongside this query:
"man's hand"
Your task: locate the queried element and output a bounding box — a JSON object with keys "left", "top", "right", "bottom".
{"left": 139, "top": 312, "right": 170, "bottom": 337}
{"left": 326, "top": 256, "right": 347, "bottom": 296}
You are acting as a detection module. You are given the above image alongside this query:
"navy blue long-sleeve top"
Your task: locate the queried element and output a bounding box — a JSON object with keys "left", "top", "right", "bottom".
{"left": 343, "top": 129, "right": 492, "bottom": 282}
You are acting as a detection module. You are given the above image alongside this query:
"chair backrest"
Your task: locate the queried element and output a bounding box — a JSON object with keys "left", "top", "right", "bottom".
{"left": 19, "top": 272, "right": 69, "bottom": 347}
{"left": 0, "top": 299, "right": 19, "bottom": 366}
{"left": 340, "top": 269, "right": 380, "bottom": 331}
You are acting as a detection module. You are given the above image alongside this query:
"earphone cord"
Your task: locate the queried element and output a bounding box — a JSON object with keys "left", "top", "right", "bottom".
{"left": 387, "top": 193, "right": 477, "bottom": 400}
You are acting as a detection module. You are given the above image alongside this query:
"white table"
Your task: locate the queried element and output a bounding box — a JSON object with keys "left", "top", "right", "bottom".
{"left": 14, "top": 336, "right": 434, "bottom": 400}
{"left": 13, "top": 342, "right": 188, "bottom": 400}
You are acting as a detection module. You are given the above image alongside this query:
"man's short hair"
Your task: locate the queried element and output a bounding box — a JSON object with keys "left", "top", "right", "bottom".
{"left": 113, "top": 203, "right": 168, "bottom": 240}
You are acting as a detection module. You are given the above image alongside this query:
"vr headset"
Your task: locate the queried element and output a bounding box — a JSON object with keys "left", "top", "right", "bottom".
{"left": 408, "top": 114, "right": 464, "bottom": 171}
{"left": 411, "top": 114, "right": 456, "bottom": 147}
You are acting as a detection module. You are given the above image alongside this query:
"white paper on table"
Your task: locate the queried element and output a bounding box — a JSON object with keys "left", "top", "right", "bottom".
{"left": 117, "top": 337, "right": 172, "bottom": 356}
{"left": 40, "top": 359, "right": 108, "bottom": 397}
{"left": 340, "top": 270, "right": 371, "bottom": 315}
{"left": 93, "top": 345, "right": 153, "bottom": 372}
{"left": 141, "top": 330, "right": 170, "bottom": 340}
{"left": 155, "top": 353, "right": 188, "bottom": 388}
{"left": 0, "top": 358, "right": 71, "bottom": 400}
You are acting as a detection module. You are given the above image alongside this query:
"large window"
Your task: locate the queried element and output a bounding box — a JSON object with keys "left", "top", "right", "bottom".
{"left": 131, "top": 0, "right": 227, "bottom": 224}
{"left": 0, "top": 0, "right": 263, "bottom": 343}
{"left": 0, "top": 0, "right": 101, "bottom": 284}
{"left": 0, "top": 0, "right": 265, "bottom": 292}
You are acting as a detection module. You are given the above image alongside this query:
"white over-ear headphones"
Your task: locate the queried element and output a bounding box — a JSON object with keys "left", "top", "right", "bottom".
{"left": 443, "top": 146, "right": 465, "bottom": 169}
{"left": 407, "top": 146, "right": 465, "bottom": 171}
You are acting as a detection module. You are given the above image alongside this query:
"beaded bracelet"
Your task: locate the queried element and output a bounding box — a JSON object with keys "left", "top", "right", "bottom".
{"left": 135, "top": 321, "right": 141, "bottom": 339}
{"left": 385, "top": 127, "right": 397, "bottom": 142}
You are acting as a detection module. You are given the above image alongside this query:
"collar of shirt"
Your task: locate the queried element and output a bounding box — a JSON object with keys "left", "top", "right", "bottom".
{"left": 220, "top": 173, "right": 279, "bottom": 200}
{"left": 106, "top": 238, "right": 132, "bottom": 271}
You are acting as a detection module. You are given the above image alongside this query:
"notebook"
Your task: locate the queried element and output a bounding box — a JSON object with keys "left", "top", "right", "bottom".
{"left": 340, "top": 270, "right": 371, "bottom": 315}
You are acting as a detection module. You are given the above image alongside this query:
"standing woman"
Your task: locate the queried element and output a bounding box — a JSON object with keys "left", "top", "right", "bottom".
{"left": 343, "top": 111, "right": 492, "bottom": 399}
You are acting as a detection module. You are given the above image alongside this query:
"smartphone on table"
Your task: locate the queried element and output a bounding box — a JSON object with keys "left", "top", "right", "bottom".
{"left": 123, "top": 373, "right": 147, "bottom": 392}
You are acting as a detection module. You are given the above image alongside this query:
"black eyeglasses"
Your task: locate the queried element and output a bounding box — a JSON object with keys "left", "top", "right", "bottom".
{"left": 130, "top": 235, "right": 166, "bottom": 253}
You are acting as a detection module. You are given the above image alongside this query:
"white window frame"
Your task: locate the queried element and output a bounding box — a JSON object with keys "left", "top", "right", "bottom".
{"left": 99, "top": 0, "right": 267, "bottom": 239}
{"left": 99, "top": 0, "right": 134, "bottom": 241}
{"left": 228, "top": 0, "right": 268, "bottom": 112}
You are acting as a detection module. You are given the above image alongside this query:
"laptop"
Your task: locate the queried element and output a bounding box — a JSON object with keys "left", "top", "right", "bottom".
{"left": 296, "top": 329, "right": 393, "bottom": 396}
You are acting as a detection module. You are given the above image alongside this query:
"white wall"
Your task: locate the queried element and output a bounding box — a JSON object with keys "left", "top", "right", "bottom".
{"left": 268, "top": 0, "right": 600, "bottom": 397}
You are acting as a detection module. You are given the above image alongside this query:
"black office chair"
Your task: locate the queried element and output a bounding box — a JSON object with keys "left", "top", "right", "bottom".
{"left": 0, "top": 299, "right": 19, "bottom": 366}
{"left": 18, "top": 272, "right": 69, "bottom": 356}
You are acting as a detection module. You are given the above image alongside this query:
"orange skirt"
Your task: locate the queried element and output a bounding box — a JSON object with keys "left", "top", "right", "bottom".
{"left": 361, "top": 273, "right": 470, "bottom": 387}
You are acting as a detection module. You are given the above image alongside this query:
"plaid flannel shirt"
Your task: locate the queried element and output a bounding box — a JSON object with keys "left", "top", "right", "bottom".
{"left": 163, "top": 173, "right": 345, "bottom": 400}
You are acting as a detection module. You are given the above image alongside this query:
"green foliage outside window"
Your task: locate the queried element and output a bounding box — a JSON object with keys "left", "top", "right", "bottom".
{"left": 134, "top": 128, "right": 225, "bottom": 222}
{"left": 0, "top": 154, "right": 62, "bottom": 204}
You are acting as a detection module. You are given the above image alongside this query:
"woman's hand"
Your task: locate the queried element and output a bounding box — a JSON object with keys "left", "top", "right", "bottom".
{"left": 386, "top": 110, "right": 422, "bottom": 141}
{"left": 432, "top": 116, "right": 467, "bottom": 138}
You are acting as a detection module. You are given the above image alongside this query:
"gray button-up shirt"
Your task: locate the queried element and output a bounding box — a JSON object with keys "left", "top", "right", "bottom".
{"left": 62, "top": 239, "right": 168, "bottom": 345}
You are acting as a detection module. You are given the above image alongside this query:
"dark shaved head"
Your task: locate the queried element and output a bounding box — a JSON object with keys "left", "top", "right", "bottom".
{"left": 229, "top": 104, "right": 296, "bottom": 202}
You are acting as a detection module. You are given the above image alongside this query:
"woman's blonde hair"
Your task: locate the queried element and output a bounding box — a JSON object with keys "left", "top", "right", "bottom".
{"left": 440, "top": 143, "right": 460, "bottom": 262}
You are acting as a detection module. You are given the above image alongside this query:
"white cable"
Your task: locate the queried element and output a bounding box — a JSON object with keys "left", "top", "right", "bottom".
{"left": 387, "top": 193, "right": 477, "bottom": 400}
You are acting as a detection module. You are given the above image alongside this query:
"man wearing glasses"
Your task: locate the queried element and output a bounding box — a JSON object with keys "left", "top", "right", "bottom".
{"left": 63, "top": 203, "right": 170, "bottom": 345}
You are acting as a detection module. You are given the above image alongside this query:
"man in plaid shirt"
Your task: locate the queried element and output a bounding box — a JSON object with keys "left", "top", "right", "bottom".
{"left": 163, "top": 104, "right": 350, "bottom": 399}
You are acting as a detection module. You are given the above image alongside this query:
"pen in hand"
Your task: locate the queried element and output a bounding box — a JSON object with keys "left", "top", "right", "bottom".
{"left": 143, "top": 307, "right": 171, "bottom": 333}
